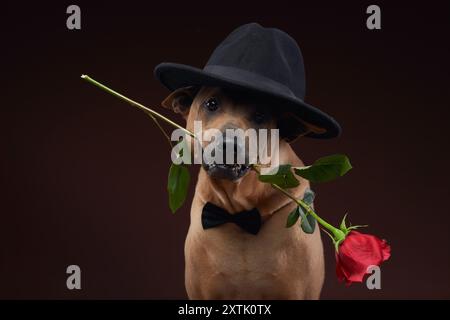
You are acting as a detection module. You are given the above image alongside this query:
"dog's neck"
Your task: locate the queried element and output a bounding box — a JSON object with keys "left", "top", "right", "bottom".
{"left": 195, "top": 141, "right": 308, "bottom": 217}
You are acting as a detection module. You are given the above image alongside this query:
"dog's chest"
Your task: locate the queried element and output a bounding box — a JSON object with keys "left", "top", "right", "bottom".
{"left": 184, "top": 207, "right": 318, "bottom": 299}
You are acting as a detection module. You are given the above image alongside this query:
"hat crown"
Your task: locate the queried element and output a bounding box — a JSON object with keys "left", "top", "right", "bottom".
{"left": 154, "top": 23, "right": 341, "bottom": 139}
{"left": 206, "top": 23, "right": 306, "bottom": 100}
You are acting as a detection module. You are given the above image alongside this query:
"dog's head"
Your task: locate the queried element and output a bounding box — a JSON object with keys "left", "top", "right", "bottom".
{"left": 162, "top": 86, "right": 324, "bottom": 181}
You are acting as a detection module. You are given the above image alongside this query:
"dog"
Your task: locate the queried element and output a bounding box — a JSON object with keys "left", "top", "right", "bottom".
{"left": 161, "top": 86, "right": 326, "bottom": 299}
{"left": 154, "top": 22, "right": 341, "bottom": 299}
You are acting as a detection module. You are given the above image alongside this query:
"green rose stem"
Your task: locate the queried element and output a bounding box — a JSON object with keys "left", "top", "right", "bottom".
{"left": 80, "top": 75, "right": 196, "bottom": 148}
{"left": 251, "top": 166, "right": 345, "bottom": 245}
{"left": 81, "top": 74, "right": 345, "bottom": 245}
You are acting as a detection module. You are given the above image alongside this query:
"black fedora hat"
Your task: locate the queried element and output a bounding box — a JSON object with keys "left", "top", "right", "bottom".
{"left": 154, "top": 23, "right": 341, "bottom": 139}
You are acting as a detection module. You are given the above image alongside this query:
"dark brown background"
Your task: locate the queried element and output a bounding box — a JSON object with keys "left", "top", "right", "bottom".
{"left": 1, "top": 1, "right": 450, "bottom": 299}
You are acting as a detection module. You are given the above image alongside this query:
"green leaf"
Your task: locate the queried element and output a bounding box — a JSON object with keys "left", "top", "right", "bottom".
{"left": 167, "top": 163, "right": 190, "bottom": 213}
{"left": 293, "top": 154, "right": 352, "bottom": 183}
{"left": 286, "top": 207, "right": 300, "bottom": 228}
{"left": 258, "top": 165, "right": 300, "bottom": 189}
{"left": 299, "top": 206, "right": 316, "bottom": 234}
{"left": 302, "top": 189, "right": 315, "bottom": 205}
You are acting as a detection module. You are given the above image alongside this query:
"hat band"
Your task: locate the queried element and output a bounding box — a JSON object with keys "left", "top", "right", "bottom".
{"left": 203, "top": 65, "right": 300, "bottom": 101}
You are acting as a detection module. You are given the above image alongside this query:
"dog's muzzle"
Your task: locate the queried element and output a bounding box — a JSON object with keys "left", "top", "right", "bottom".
{"left": 202, "top": 138, "right": 250, "bottom": 181}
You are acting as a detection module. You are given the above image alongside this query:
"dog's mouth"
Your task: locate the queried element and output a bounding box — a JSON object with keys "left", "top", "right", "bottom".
{"left": 202, "top": 162, "right": 250, "bottom": 181}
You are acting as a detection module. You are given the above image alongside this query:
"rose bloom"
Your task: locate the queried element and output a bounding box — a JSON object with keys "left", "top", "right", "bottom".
{"left": 336, "top": 231, "right": 391, "bottom": 284}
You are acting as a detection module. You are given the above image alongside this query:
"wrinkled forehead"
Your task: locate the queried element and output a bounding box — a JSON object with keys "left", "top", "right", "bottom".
{"left": 194, "top": 87, "right": 219, "bottom": 101}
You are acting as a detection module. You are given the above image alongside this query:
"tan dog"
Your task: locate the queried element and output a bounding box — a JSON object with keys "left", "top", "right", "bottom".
{"left": 162, "top": 86, "right": 326, "bottom": 299}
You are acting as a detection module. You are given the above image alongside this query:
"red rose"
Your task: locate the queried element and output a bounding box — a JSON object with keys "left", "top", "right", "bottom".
{"left": 336, "top": 231, "right": 391, "bottom": 284}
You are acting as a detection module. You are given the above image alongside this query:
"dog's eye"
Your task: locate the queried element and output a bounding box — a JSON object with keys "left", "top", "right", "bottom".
{"left": 203, "top": 97, "right": 220, "bottom": 112}
{"left": 253, "top": 111, "right": 266, "bottom": 124}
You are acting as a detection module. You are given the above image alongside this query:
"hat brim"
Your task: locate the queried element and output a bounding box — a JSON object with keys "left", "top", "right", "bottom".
{"left": 154, "top": 62, "right": 341, "bottom": 139}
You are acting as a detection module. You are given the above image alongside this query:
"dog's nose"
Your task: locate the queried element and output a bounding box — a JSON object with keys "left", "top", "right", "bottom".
{"left": 222, "top": 137, "right": 246, "bottom": 164}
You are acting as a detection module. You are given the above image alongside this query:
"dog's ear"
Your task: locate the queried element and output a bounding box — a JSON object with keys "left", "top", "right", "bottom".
{"left": 278, "top": 112, "right": 326, "bottom": 142}
{"left": 161, "top": 86, "right": 199, "bottom": 119}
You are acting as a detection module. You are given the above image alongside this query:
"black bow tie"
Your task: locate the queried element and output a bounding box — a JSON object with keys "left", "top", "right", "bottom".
{"left": 201, "top": 189, "right": 315, "bottom": 235}
{"left": 201, "top": 202, "right": 262, "bottom": 235}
